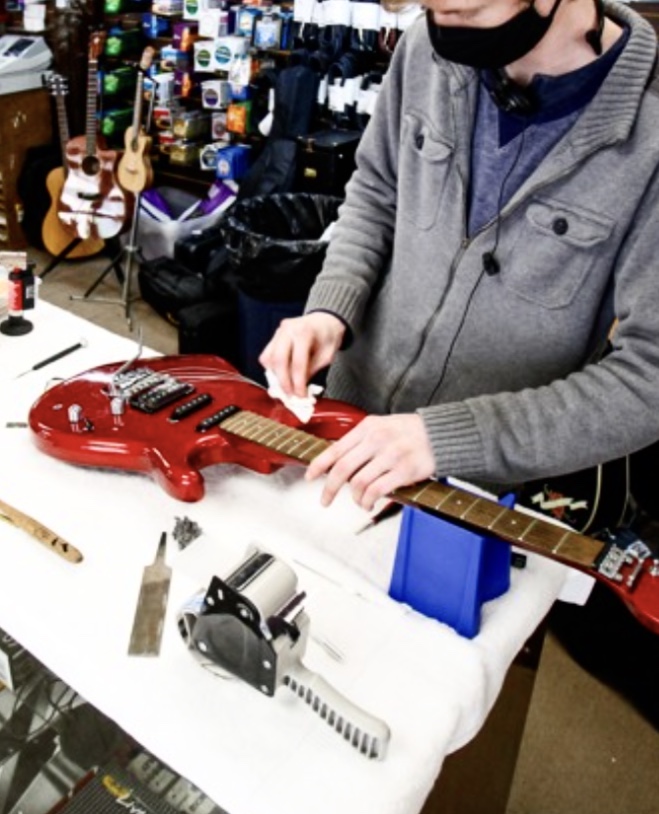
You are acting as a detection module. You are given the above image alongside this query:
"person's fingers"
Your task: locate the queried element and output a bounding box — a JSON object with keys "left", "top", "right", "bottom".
{"left": 307, "top": 414, "right": 436, "bottom": 510}
{"left": 290, "top": 336, "right": 314, "bottom": 397}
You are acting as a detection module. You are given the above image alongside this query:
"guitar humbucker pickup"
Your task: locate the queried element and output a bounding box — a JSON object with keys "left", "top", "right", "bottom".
{"left": 131, "top": 381, "right": 195, "bottom": 414}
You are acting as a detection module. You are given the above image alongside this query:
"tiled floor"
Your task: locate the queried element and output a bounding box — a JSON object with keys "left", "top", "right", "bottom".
{"left": 0, "top": 627, "right": 224, "bottom": 814}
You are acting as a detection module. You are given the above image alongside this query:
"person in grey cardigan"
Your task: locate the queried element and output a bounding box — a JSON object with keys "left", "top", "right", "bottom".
{"left": 260, "top": 0, "right": 659, "bottom": 512}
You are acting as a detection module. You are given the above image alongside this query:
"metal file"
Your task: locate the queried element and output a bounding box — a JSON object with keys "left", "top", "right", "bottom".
{"left": 128, "top": 532, "right": 171, "bottom": 656}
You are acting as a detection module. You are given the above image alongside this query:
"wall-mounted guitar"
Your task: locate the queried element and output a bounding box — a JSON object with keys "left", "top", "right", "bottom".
{"left": 41, "top": 74, "right": 105, "bottom": 260}
{"left": 116, "top": 46, "right": 155, "bottom": 194}
{"left": 58, "top": 32, "right": 132, "bottom": 241}
{"left": 28, "top": 355, "right": 659, "bottom": 636}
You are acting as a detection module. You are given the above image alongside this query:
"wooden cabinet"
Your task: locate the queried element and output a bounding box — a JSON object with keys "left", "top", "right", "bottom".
{"left": 0, "top": 88, "right": 53, "bottom": 249}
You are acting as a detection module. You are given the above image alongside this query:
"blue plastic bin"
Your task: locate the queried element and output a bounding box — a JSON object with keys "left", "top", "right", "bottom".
{"left": 389, "top": 495, "right": 514, "bottom": 638}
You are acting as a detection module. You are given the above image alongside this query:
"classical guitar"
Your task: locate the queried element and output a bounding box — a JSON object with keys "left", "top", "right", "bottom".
{"left": 27, "top": 355, "right": 659, "bottom": 634}
{"left": 116, "top": 46, "right": 155, "bottom": 194}
{"left": 42, "top": 74, "right": 105, "bottom": 259}
{"left": 58, "top": 32, "right": 131, "bottom": 241}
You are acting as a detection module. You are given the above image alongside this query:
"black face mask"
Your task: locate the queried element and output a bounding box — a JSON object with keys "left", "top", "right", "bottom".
{"left": 426, "top": 0, "right": 564, "bottom": 70}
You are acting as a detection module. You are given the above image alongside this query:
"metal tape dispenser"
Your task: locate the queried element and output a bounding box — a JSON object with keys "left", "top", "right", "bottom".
{"left": 178, "top": 548, "right": 390, "bottom": 759}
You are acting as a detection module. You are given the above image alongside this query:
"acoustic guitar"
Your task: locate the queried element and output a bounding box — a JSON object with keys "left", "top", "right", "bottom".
{"left": 27, "top": 355, "right": 659, "bottom": 635}
{"left": 41, "top": 75, "right": 105, "bottom": 259}
{"left": 116, "top": 46, "right": 155, "bottom": 194}
{"left": 58, "top": 32, "right": 131, "bottom": 241}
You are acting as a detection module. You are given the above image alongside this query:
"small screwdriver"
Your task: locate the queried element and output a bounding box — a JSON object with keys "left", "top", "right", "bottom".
{"left": 15, "top": 338, "right": 88, "bottom": 379}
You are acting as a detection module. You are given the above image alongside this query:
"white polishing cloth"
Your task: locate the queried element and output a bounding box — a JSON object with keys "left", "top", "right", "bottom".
{"left": 265, "top": 368, "right": 324, "bottom": 423}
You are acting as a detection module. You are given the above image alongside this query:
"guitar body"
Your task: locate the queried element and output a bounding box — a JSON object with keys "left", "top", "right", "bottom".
{"left": 116, "top": 46, "right": 156, "bottom": 195}
{"left": 117, "top": 126, "right": 153, "bottom": 194}
{"left": 43, "top": 167, "right": 105, "bottom": 258}
{"left": 28, "top": 355, "right": 364, "bottom": 502}
{"left": 56, "top": 31, "right": 132, "bottom": 242}
{"left": 517, "top": 456, "right": 631, "bottom": 536}
{"left": 43, "top": 71, "right": 106, "bottom": 259}
{"left": 58, "top": 135, "right": 131, "bottom": 241}
{"left": 27, "top": 354, "right": 659, "bottom": 635}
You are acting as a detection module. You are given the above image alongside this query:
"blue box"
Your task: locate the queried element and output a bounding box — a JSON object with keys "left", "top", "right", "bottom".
{"left": 389, "top": 494, "right": 514, "bottom": 638}
{"left": 215, "top": 144, "right": 251, "bottom": 181}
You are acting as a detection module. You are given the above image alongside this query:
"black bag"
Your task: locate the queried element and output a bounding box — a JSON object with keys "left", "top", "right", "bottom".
{"left": 138, "top": 255, "right": 233, "bottom": 326}
{"left": 178, "top": 298, "right": 241, "bottom": 367}
{"left": 174, "top": 222, "right": 227, "bottom": 271}
{"left": 295, "top": 129, "right": 361, "bottom": 197}
{"left": 237, "top": 65, "right": 320, "bottom": 201}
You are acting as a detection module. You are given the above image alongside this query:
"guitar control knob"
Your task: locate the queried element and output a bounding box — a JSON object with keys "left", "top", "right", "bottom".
{"left": 68, "top": 404, "right": 83, "bottom": 424}
{"left": 110, "top": 396, "right": 126, "bottom": 416}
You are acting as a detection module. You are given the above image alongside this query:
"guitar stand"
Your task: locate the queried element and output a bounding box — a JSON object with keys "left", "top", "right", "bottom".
{"left": 69, "top": 197, "right": 143, "bottom": 330}
{"left": 38, "top": 237, "right": 82, "bottom": 280}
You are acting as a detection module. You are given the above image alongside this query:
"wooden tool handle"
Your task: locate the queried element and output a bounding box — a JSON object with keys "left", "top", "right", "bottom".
{"left": 0, "top": 498, "right": 83, "bottom": 564}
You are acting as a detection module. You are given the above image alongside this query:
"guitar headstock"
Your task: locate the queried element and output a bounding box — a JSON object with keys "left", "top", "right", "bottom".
{"left": 46, "top": 73, "right": 68, "bottom": 97}
{"left": 88, "top": 31, "right": 107, "bottom": 62}
{"left": 139, "top": 46, "right": 156, "bottom": 73}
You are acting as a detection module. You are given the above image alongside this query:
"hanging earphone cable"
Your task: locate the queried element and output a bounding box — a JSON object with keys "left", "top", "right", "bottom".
{"left": 482, "top": 121, "right": 529, "bottom": 275}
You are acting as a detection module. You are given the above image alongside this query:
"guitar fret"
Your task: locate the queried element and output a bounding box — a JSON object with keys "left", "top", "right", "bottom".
{"left": 280, "top": 434, "right": 324, "bottom": 461}
{"left": 272, "top": 427, "right": 299, "bottom": 452}
{"left": 551, "top": 530, "right": 574, "bottom": 556}
{"left": 245, "top": 416, "right": 307, "bottom": 455}
{"left": 253, "top": 424, "right": 289, "bottom": 447}
{"left": 491, "top": 511, "right": 538, "bottom": 546}
{"left": 222, "top": 411, "right": 330, "bottom": 463}
{"left": 394, "top": 481, "right": 448, "bottom": 508}
{"left": 297, "top": 438, "right": 328, "bottom": 462}
{"left": 87, "top": 63, "right": 96, "bottom": 155}
{"left": 276, "top": 431, "right": 311, "bottom": 457}
{"left": 249, "top": 427, "right": 276, "bottom": 444}
{"left": 467, "top": 501, "right": 510, "bottom": 531}
{"left": 428, "top": 488, "right": 477, "bottom": 520}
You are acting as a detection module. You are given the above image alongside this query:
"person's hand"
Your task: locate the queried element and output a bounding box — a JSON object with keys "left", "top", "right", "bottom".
{"left": 305, "top": 413, "right": 436, "bottom": 510}
{"left": 259, "top": 312, "right": 346, "bottom": 397}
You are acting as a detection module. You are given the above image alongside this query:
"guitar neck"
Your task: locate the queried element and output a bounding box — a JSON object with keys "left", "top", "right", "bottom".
{"left": 130, "top": 73, "right": 145, "bottom": 147}
{"left": 86, "top": 58, "right": 99, "bottom": 157}
{"left": 218, "top": 409, "right": 606, "bottom": 573}
{"left": 129, "top": 47, "right": 155, "bottom": 151}
{"left": 55, "top": 94, "right": 70, "bottom": 167}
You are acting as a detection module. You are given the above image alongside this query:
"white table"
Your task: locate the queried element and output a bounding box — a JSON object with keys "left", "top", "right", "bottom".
{"left": 0, "top": 301, "right": 572, "bottom": 814}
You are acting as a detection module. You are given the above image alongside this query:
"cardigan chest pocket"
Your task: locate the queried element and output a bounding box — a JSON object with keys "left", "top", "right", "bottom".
{"left": 399, "top": 113, "right": 453, "bottom": 230}
{"left": 504, "top": 198, "right": 614, "bottom": 309}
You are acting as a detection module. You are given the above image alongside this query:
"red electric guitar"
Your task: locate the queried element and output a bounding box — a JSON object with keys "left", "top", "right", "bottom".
{"left": 58, "top": 32, "right": 131, "bottom": 240}
{"left": 28, "top": 355, "right": 659, "bottom": 635}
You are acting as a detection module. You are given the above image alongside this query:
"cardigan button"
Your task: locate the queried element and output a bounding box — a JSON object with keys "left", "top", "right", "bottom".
{"left": 553, "top": 217, "right": 569, "bottom": 235}
{"left": 415, "top": 133, "right": 425, "bottom": 149}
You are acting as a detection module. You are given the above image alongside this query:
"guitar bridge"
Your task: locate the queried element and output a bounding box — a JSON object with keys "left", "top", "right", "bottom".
{"left": 596, "top": 534, "right": 653, "bottom": 589}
